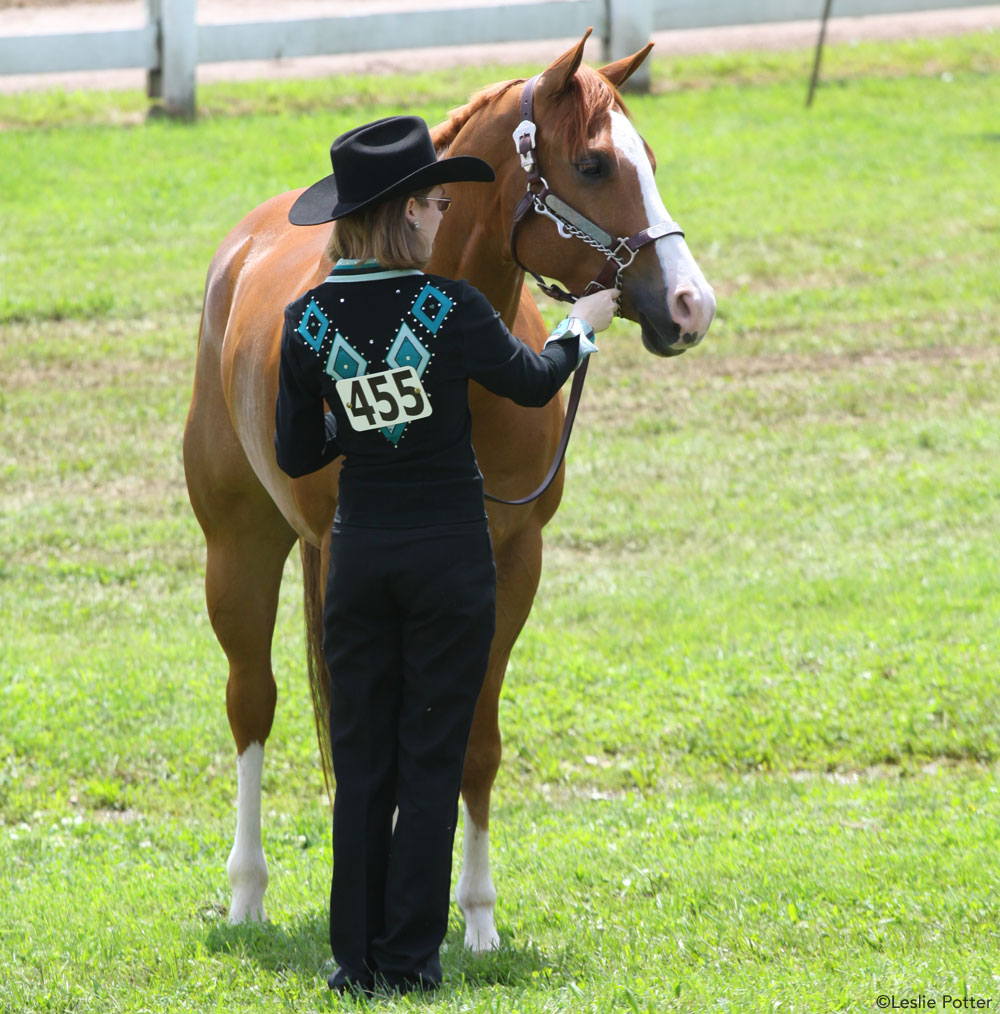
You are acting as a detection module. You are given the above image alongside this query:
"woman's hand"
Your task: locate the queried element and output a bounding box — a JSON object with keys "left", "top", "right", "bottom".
{"left": 570, "top": 288, "right": 620, "bottom": 334}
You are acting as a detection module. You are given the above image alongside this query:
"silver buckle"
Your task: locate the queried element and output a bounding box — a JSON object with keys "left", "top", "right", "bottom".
{"left": 512, "top": 119, "right": 537, "bottom": 172}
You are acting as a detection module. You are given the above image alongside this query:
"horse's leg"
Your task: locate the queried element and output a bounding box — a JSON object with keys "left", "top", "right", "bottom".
{"left": 185, "top": 376, "right": 297, "bottom": 923}
{"left": 211, "top": 519, "right": 295, "bottom": 922}
{"left": 457, "top": 520, "right": 543, "bottom": 951}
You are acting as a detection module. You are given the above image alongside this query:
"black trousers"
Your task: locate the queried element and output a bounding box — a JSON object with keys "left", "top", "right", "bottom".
{"left": 323, "top": 519, "right": 496, "bottom": 989}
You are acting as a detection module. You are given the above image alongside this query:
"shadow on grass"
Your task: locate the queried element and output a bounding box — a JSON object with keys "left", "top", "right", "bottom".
{"left": 442, "top": 922, "right": 586, "bottom": 993}
{"left": 204, "top": 909, "right": 576, "bottom": 996}
{"left": 205, "top": 907, "right": 330, "bottom": 978}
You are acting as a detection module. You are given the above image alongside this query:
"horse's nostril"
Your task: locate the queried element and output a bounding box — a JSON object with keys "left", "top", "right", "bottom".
{"left": 670, "top": 284, "right": 716, "bottom": 339}
{"left": 671, "top": 288, "right": 695, "bottom": 330}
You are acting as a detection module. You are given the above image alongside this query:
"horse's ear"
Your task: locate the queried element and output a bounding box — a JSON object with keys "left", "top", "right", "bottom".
{"left": 598, "top": 42, "right": 655, "bottom": 89}
{"left": 537, "top": 28, "right": 593, "bottom": 97}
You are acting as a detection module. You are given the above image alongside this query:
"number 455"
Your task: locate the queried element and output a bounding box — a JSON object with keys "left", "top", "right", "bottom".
{"left": 335, "top": 366, "right": 433, "bottom": 432}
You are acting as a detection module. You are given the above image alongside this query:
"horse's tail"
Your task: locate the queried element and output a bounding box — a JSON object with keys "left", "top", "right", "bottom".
{"left": 300, "top": 538, "right": 334, "bottom": 806}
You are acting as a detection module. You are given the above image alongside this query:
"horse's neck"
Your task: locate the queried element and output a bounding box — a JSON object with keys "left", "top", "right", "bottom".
{"left": 432, "top": 218, "right": 523, "bottom": 325}
{"left": 431, "top": 101, "right": 525, "bottom": 326}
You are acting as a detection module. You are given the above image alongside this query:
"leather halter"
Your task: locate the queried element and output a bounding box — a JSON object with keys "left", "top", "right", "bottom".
{"left": 485, "top": 75, "right": 684, "bottom": 508}
{"left": 509, "top": 74, "right": 686, "bottom": 303}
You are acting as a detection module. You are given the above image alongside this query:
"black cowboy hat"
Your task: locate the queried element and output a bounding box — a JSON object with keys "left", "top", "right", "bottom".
{"left": 288, "top": 115, "right": 495, "bottom": 226}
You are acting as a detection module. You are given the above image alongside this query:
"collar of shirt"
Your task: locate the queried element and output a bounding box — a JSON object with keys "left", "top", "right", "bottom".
{"left": 326, "top": 259, "right": 424, "bottom": 283}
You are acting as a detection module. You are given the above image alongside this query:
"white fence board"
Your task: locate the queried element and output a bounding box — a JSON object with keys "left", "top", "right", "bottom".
{"left": 652, "top": 0, "right": 993, "bottom": 29}
{"left": 0, "top": 27, "right": 156, "bottom": 76}
{"left": 198, "top": 2, "right": 605, "bottom": 64}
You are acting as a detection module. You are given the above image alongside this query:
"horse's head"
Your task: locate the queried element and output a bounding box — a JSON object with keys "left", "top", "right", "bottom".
{"left": 487, "top": 34, "right": 716, "bottom": 356}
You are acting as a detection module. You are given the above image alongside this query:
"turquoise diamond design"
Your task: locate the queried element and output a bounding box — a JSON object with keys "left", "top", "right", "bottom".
{"left": 324, "top": 331, "right": 367, "bottom": 381}
{"left": 381, "top": 422, "right": 406, "bottom": 445}
{"left": 411, "top": 284, "right": 452, "bottom": 334}
{"left": 386, "top": 323, "right": 431, "bottom": 375}
{"left": 297, "top": 298, "right": 329, "bottom": 352}
{"left": 381, "top": 323, "right": 431, "bottom": 446}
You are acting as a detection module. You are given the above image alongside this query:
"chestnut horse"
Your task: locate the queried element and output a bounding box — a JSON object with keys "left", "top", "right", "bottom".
{"left": 183, "top": 35, "right": 715, "bottom": 950}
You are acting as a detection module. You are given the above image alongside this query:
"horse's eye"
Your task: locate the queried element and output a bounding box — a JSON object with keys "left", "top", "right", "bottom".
{"left": 575, "top": 156, "right": 604, "bottom": 178}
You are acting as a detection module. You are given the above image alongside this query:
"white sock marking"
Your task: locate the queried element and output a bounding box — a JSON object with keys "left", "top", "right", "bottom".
{"left": 227, "top": 742, "right": 269, "bottom": 923}
{"left": 455, "top": 801, "right": 500, "bottom": 951}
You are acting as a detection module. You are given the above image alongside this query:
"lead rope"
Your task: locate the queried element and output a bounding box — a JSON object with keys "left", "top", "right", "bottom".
{"left": 483, "top": 355, "right": 589, "bottom": 506}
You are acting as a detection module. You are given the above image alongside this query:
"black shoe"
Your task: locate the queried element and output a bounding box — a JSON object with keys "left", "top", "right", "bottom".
{"left": 327, "top": 967, "right": 375, "bottom": 996}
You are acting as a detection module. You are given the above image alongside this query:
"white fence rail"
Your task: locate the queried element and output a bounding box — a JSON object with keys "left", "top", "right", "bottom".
{"left": 0, "top": 0, "right": 993, "bottom": 117}
{"left": 651, "top": 0, "right": 995, "bottom": 26}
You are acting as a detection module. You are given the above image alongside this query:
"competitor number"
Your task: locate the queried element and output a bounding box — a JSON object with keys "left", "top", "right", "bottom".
{"left": 335, "top": 366, "right": 432, "bottom": 432}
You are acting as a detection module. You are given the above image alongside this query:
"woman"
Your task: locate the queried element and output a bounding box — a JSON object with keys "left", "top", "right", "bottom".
{"left": 274, "top": 115, "right": 618, "bottom": 995}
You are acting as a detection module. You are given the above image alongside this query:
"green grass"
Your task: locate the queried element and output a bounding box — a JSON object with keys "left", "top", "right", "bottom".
{"left": 4, "top": 774, "right": 1000, "bottom": 1012}
{"left": 2, "top": 31, "right": 1000, "bottom": 1013}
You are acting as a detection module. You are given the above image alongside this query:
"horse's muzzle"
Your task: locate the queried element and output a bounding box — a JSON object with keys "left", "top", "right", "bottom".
{"left": 638, "top": 312, "right": 705, "bottom": 358}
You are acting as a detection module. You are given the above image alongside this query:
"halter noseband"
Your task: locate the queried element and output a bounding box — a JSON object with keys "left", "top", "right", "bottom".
{"left": 508, "top": 74, "right": 686, "bottom": 304}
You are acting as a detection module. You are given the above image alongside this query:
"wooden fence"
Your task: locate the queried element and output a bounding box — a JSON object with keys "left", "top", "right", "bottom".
{"left": 0, "top": 0, "right": 993, "bottom": 117}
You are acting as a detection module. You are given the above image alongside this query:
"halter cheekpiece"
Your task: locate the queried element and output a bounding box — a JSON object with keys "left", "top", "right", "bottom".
{"left": 508, "top": 75, "right": 686, "bottom": 304}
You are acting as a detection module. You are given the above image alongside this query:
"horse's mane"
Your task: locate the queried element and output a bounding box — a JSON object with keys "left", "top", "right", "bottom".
{"left": 434, "top": 65, "right": 627, "bottom": 160}
{"left": 433, "top": 79, "right": 522, "bottom": 154}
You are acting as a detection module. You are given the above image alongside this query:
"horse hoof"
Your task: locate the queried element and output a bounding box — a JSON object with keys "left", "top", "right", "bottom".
{"left": 463, "top": 907, "right": 500, "bottom": 952}
{"left": 227, "top": 846, "right": 269, "bottom": 925}
{"left": 229, "top": 890, "right": 267, "bottom": 924}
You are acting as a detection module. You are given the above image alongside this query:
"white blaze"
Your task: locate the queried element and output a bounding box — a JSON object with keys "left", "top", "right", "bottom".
{"left": 609, "top": 110, "right": 714, "bottom": 335}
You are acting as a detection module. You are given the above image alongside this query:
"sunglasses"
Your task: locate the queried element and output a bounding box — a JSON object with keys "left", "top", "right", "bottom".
{"left": 423, "top": 196, "right": 452, "bottom": 213}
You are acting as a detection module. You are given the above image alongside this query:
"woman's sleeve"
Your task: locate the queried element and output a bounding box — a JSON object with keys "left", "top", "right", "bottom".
{"left": 459, "top": 284, "right": 582, "bottom": 407}
{"left": 274, "top": 313, "right": 343, "bottom": 478}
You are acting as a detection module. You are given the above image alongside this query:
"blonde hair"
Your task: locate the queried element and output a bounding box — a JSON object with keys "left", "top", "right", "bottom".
{"left": 325, "top": 189, "right": 434, "bottom": 269}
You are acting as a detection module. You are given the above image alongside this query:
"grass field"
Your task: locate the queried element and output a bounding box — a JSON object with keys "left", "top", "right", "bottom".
{"left": 2, "top": 30, "right": 1000, "bottom": 1013}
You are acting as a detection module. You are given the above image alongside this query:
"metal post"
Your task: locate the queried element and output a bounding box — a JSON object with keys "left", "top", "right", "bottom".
{"left": 162, "top": 0, "right": 197, "bottom": 119}
{"left": 145, "top": 0, "right": 162, "bottom": 99}
{"left": 806, "top": 0, "right": 835, "bottom": 108}
{"left": 604, "top": 0, "right": 653, "bottom": 92}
